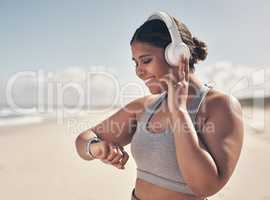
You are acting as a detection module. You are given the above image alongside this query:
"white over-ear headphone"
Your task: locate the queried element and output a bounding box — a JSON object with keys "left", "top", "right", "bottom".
{"left": 147, "top": 11, "right": 191, "bottom": 67}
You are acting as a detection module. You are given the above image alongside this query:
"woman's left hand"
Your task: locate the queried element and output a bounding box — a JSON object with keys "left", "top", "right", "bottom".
{"left": 159, "top": 55, "right": 190, "bottom": 114}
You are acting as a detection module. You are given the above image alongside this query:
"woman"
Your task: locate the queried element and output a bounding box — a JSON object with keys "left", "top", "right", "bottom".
{"left": 75, "top": 11, "right": 244, "bottom": 200}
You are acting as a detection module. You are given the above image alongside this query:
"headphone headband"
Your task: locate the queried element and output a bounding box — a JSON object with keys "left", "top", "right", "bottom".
{"left": 145, "top": 11, "right": 190, "bottom": 66}
{"left": 147, "top": 11, "right": 183, "bottom": 45}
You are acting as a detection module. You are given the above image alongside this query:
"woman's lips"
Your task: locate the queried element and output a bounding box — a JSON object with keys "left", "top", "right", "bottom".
{"left": 144, "top": 77, "right": 166, "bottom": 90}
{"left": 144, "top": 77, "right": 155, "bottom": 84}
{"left": 144, "top": 77, "right": 161, "bottom": 87}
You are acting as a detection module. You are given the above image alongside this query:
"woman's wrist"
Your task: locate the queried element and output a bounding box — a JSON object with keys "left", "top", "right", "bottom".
{"left": 85, "top": 137, "right": 101, "bottom": 159}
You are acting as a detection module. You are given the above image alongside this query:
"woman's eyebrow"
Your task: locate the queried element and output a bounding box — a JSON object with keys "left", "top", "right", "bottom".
{"left": 132, "top": 54, "right": 151, "bottom": 61}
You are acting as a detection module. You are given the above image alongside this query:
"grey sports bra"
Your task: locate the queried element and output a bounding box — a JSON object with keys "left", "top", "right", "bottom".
{"left": 130, "top": 83, "right": 213, "bottom": 195}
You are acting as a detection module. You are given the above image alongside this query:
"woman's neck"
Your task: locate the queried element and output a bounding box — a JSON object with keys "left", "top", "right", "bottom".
{"left": 186, "top": 73, "right": 204, "bottom": 106}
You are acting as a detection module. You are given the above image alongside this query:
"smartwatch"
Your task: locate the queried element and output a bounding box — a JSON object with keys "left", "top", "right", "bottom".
{"left": 86, "top": 137, "right": 101, "bottom": 159}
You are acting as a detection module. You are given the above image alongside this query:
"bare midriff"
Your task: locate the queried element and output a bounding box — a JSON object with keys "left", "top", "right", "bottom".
{"left": 134, "top": 178, "right": 205, "bottom": 200}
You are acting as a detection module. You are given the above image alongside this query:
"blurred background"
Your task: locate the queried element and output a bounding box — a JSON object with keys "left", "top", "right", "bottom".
{"left": 0, "top": 0, "right": 269, "bottom": 199}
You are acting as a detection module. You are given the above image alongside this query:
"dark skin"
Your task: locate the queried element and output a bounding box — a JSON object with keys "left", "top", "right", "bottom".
{"left": 75, "top": 41, "right": 244, "bottom": 200}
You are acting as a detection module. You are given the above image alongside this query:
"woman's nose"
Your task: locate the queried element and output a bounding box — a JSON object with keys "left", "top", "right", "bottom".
{"left": 136, "top": 65, "right": 146, "bottom": 78}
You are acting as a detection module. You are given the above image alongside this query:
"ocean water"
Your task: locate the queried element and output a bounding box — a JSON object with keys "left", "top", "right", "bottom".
{"left": 0, "top": 108, "right": 50, "bottom": 127}
{"left": 0, "top": 105, "right": 120, "bottom": 127}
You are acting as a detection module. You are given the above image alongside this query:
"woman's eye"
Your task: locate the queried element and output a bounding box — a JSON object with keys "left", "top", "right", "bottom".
{"left": 142, "top": 59, "right": 152, "bottom": 64}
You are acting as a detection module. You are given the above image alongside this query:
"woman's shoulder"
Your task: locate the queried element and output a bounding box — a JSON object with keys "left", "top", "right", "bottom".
{"left": 197, "top": 87, "right": 244, "bottom": 148}
{"left": 203, "top": 87, "right": 242, "bottom": 119}
{"left": 131, "top": 93, "right": 161, "bottom": 120}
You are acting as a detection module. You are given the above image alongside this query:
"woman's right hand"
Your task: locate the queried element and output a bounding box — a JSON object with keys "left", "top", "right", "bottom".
{"left": 90, "top": 140, "right": 129, "bottom": 170}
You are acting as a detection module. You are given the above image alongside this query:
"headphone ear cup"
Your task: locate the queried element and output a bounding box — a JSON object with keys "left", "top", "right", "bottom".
{"left": 164, "top": 43, "right": 175, "bottom": 66}
{"left": 165, "top": 42, "right": 191, "bottom": 67}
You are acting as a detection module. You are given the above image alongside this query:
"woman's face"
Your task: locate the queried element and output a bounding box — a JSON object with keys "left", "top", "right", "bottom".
{"left": 131, "top": 41, "right": 171, "bottom": 94}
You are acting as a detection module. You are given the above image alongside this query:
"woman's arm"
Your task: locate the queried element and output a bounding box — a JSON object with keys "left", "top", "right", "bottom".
{"left": 75, "top": 96, "right": 145, "bottom": 161}
{"left": 170, "top": 94, "right": 244, "bottom": 197}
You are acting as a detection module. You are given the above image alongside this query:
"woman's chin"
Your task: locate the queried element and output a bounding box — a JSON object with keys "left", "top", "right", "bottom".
{"left": 148, "top": 85, "right": 167, "bottom": 94}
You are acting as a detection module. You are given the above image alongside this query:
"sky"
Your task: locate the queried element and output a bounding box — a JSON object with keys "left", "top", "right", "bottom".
{"left": 0, "top": 0, "right": 269, "bottom": 108}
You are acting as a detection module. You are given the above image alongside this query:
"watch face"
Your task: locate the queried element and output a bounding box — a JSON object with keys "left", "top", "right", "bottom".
{"left": 90, "top": 138, "right": 100, "bottom": 144}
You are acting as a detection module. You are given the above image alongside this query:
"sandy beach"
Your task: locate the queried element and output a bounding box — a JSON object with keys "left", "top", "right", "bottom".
{"left": 0, "top": 104, "right": 270, "bottom": 200}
